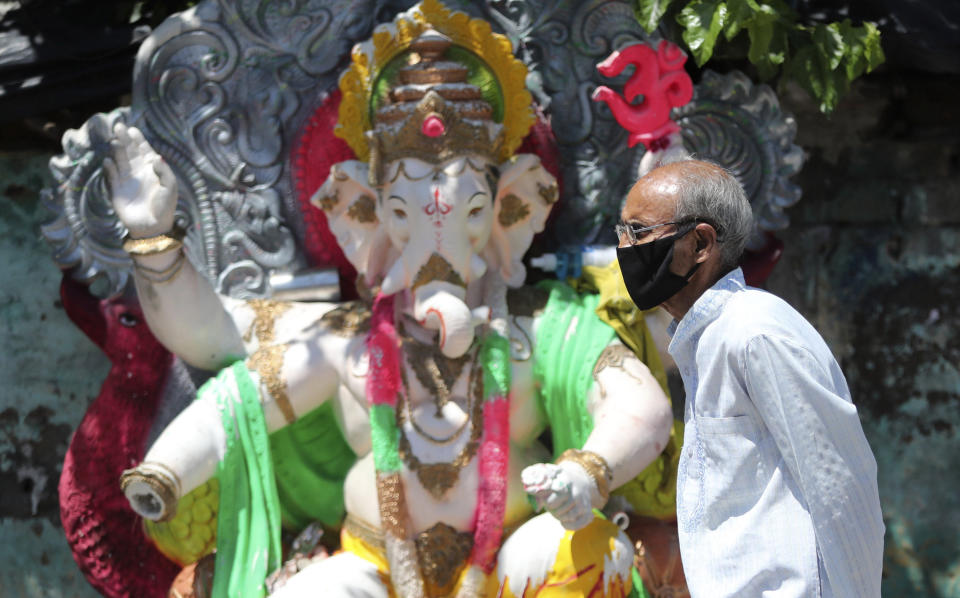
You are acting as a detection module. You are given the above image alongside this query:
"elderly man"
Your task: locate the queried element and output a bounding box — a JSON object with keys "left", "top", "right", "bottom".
{"left": 616, "top": 159, "right": 884, "bottom": 597}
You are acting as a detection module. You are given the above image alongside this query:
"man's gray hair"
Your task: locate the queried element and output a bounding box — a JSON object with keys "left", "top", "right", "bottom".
{"left": 670, "top": 159, "right": 754, "bottom": 269}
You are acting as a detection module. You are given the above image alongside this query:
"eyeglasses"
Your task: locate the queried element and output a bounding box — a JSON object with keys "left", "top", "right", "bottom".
{"left": 616, "top": 219, "right": 691, "bottom": 245}
{"left": 615, "top": 218, "right": 722, "bottom": 246}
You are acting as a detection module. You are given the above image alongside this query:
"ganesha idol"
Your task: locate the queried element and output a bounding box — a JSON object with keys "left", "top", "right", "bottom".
{"left": 107, "top": 3, "right": 675, "bottom": 597}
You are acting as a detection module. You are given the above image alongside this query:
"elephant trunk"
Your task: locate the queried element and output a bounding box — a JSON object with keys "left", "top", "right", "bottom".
{"left": 413, "top": 281, "right": 483, "bottom": 358}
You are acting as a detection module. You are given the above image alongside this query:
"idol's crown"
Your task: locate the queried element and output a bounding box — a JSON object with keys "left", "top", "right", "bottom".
{"left": 366, "top": 30, "right": 504, "bottom": 184}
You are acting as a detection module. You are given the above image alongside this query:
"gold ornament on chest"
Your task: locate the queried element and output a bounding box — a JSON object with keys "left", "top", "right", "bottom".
{"left": 400, "top": 324, "right": 471, "bottom": 414}
{"left": 396, "top": 326, "right": 483, "bottom": 499}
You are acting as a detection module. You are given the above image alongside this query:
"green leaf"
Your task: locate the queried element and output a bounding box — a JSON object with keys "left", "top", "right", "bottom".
{"left": 763, "top": 0, "right": 798, "bottom": 21}
{"left": 746, "top": 5, "right": 785, "bottom": 79}
{"left": 838, "top": 19, "right": 866, "bottom": 80}
{"left": 724, "top": 0, "right": 759, "bottom": 40}
{"left": 678, "top": 0, "right": 729, "bottom": 66}
{"left": 635, "top": 0, "right": 676, "bottom": 34}
{"left": 651, "top": 0, "right": 884, "bottom": 114}
{"left": 790, "top": 44, "right": 846, "bottom": 113}
{"left": 790, "top": 45, "right": 825, "bottom": 110}
{"left": 813, "top": 23, "right": 844, "bottom": 70}
{"left": 838, "top": 19, "right": 885, "bottom": 81}
{"left": 862, "top": 21, "right": 885, "bottom": 71}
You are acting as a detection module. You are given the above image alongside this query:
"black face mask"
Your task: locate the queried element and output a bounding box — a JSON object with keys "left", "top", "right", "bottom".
{"left": 616, "top": 224, "right": 701, "bottom": 310}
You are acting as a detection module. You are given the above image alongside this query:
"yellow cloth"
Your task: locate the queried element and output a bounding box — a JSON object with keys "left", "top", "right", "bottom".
{"left": 144, "top": 478, "right": 219, "bottom": 566}
{"left": 340, "top": 517, "right": 630, "bottom": 597}
{"left": 498, "top": 517, "right": 631, "bottom": 598}
{"left": 572, "top": 261, "right": 684, "bottom": 521}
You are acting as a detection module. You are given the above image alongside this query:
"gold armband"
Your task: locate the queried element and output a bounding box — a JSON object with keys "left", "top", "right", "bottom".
{"left": 122, "top": 231, "right": 183, "bottom": 256}
{"left": 557, "top": 448, "right": 613, "bottom": 503}
{"left": 247, "top": 344, "right": 297, "bottom": 425}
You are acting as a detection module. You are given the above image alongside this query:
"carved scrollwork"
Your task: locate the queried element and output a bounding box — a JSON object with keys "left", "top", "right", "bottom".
{"left": 481, "top": 0, "right": 658, "bottom": 246}
{"left": 672, "top": 70, "right": 804, "bottom": 249}
{"left": 43, "top": 0, "right": 803, "bottom": 295}
{"left": 216, "top": 165, "right": 297, "bottom": 273}
{"left": 478, "top": 1, "right": 803, "bottom": 250}
{"left": 41, "top": 109, "right": 198, "bottom": 297}
{"left": 217, "top": 259, "right": 267, "bottom": 298}
{"left": 124, "top": 0, "right": 384, "bottom": 296}
{"left": 41, "top": 110, "right": 131, "bottom": 295}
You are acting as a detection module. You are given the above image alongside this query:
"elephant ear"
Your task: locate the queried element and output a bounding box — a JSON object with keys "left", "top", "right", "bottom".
{"left": 311, "top": 160, "right": 395, "bottom": 285}
{"left": 489, "top": 153, "right": 559, "bottom": 287}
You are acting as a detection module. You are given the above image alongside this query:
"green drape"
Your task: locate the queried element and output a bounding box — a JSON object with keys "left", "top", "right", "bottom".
{"left": 208, "top": 362, "right": 283, "bottom": 598}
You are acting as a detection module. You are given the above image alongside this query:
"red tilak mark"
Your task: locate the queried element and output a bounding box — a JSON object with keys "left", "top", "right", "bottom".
{"left": 424, "top": 187, "right": 451, "bottom": 217}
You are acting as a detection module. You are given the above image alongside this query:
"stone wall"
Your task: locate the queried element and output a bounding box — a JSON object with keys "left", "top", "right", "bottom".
{"left": 0, "top": 69, "right": 957, "bottom": 596}
{"left": 0, "top": 153, "right": 104, "bottom": 597}
{"left": 768, "top": 72, "right": 960, "bottom": 596}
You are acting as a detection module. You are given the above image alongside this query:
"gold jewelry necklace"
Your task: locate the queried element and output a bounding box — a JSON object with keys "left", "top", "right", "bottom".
{"left": 398, "top": 323, "right": 471, "bottom": 415}
{"left": 402, "top": 389, "right": 472, "bottom": 445}
{"left": 396, "top": 357, "right": 484, "bottom": 500}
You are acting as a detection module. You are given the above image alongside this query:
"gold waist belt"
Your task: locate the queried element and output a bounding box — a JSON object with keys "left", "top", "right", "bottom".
{"left": 342, "top": 514, "right": 527, "bottom": 592}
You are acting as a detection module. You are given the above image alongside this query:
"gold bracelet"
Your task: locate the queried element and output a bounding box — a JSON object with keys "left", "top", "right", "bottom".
{"left": 133, "top": 250, "right": 186, "bottom": 284}
{"left": 556, "top": 448, "right": 613, "bottom": 503}
{"left": 122, "top": 231, "right": 183, "bottom": 256}
{"left": 119, "top": 462, "right": 182, "bottom": 522}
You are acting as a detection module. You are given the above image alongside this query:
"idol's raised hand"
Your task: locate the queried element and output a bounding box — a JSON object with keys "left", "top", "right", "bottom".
{"left": 103, "top": 122, "right": 178, "bottom": 239}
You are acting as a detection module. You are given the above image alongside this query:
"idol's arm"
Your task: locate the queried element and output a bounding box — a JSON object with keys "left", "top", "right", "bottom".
{"left": 581, "top": 340, "right": 673, "bottom": 490}
{"left": 121, "top": 336, "right": 340, "bottom": 521}
{"left": 522, "top": 339, "right": 672, "bottom": 530}
{"left": 106, "top": 122, "right": 245, "bottom": 370}
{"left": 129, "top": 248, "right": 247, "bottom": 370}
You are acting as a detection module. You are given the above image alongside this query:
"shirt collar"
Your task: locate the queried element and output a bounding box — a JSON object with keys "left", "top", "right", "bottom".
{"left": 667, "top": 267, "right": 746, "bottom": 352}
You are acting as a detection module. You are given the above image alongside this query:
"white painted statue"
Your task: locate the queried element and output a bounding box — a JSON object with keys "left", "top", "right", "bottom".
{"left": 113, "top": 3, "right": 673, "bottom": 597}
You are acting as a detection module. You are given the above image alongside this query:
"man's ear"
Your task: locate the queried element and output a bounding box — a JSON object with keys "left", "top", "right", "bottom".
{"left": 694, "top": 223, "right": 717, "bottom": 260}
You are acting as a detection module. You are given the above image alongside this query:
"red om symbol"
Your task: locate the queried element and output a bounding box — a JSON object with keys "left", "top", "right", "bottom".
{"left": 592, "top": 40, "right": 694, "bottom": 149}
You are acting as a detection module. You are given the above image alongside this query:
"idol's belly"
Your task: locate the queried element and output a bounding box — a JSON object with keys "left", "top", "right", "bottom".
{"left": 343, "top": 439, "right": 550, "bottom": 535}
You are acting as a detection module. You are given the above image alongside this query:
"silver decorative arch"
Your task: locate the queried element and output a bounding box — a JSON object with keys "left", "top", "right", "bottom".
{"left": 41, "top": 109, "right": 134, "bottom": 295}
{"left": 43, "top": 0, "right": 387, "bottom": 298}
{"left": 479, "top": 0, "right": 663, "bottom": 246}
{"left": 41, "top": 0, "right": 804, "bottom": 296}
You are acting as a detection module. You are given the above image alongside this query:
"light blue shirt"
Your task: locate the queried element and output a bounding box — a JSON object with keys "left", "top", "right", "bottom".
{"left": 668, "top": 268, "right": 884, "bottom": 598}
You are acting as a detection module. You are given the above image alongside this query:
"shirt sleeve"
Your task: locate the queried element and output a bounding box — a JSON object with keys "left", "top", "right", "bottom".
{"left": 743, "top": 334, "right": 884, "bottom": 598}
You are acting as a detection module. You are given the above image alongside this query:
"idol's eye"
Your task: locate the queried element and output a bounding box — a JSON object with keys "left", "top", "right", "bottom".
{"left": 469, "top": 206, "right": 483, "bottom": 217}
{"left": 387, "top": 195, "right": 407, "bottom": 222}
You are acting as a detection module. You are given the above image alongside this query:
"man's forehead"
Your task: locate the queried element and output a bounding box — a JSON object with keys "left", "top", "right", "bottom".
{"left": 622, "top": 174, "right": 679, "bottom": 221}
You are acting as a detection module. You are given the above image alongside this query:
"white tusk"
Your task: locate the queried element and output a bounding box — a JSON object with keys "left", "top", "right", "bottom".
{"left": 471, "top": 306, "right": 491, "bottom": 327}
{"left": 470, "top": 254, "right": 488, "bottom": 280}
{"left": 380, "top": 259, "right": 407, "bottom": 296}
